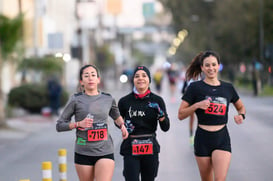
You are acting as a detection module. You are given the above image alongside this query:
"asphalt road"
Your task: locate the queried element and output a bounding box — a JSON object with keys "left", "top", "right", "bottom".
{"left": 0, "top": 79, "right": 273, "bottom": 181}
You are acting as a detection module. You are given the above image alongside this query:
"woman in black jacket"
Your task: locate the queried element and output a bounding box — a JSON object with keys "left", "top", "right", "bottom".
{"left": 118, "top": 66, "right": 170, "bottom": 181}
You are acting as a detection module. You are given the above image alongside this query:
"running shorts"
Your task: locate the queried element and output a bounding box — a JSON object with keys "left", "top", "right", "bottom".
{"left": 74, "top": 152, "right": 114, "bottom": 165}
{"left": 194, "top": 125, "right": 231, "bottom": 157}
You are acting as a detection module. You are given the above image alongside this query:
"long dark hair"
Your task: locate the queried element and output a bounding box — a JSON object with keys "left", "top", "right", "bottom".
{"left": 186, "top": 50, "right": 220, "bottom": 80}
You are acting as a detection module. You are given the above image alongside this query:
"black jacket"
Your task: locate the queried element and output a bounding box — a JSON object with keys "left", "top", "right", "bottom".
{"left": 118, "top": 91, "right": 170, "bottom": 155}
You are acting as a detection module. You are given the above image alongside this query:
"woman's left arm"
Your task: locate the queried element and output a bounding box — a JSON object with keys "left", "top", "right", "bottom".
{"left": 233, "top": 99, "right": 246, "bottom": 124}
{"left": 158, "top": 100, "right": 170, "bottom": 132}
{"left": 114, "top": 116, "right": 129, "bottom": 139}
{"left": 110, "top": 98, "right": 128, "bottom": 139}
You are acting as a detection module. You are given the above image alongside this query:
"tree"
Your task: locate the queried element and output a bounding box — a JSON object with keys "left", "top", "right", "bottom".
{"left": 0, "top": 13, "right": 23, "bottom": 126}
{"left": 158, "top": 0, "right": 219, "bottom": 62}
{"left": 158, "top": 0, "right": 273, "bottom": 67}
{"left": 95, "top": 44, "right": 115, "bottom": 71}
{"left": 17, "top": 55, "right": 64, "bottom": 81}
{"left": 264, "top": 0, "right": 273, "bottom": 44}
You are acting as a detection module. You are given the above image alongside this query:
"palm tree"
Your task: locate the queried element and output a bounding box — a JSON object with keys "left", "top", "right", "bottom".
{"left": 0, "top": 13, "right": 23, "bottom": 126}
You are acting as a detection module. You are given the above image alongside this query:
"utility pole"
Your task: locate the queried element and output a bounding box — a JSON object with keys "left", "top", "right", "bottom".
{"left": 259, "top": 0, "right": 264, "bottom": 62}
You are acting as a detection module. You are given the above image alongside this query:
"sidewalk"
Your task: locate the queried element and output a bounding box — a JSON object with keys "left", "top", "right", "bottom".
{"left": 0, "top": 114, "right": 54, "bottom": 147}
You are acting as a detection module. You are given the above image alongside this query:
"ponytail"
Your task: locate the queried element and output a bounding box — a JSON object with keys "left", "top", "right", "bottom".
{"left": 186, "top": 52, "right": 204, "bottom": 80}
{"left": 186, "top": 50, "right": 220, "bottom": 80}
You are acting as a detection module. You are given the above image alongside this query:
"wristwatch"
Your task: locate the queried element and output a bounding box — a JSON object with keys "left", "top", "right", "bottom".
{"left": 239, "top": 113, "right": 245, "bottom": 120}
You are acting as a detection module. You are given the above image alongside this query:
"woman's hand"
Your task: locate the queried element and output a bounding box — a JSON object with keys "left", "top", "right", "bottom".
{"left": 78, "top": 117, "right": 93, "bottom": 130}
{"left": 114, "top": 116, "right": 129, "bottom": 139}
{"left": 234, "top": 114, "right": 244, "bottom": 124}
{"left": 148, "top": 102, "right": 165, "bottom": 119}
{"left": 120, "top": 124, "right": 129, "bottom": 139}
{"left": 197, "top": 99, "right": 211, "bottom": 110}
{"left": 233, "top": 99, "right": 246, "bottom": 125}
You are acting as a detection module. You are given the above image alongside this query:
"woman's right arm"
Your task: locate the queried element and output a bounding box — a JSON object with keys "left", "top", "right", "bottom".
{"left": 56, "top": 96, "right": 76, "bottom": 132}
{"left": 178, "top": 99, "right": 210, "bottom": 120}
{"left": 178, "top": 100, "right": 196, "bottom": 120}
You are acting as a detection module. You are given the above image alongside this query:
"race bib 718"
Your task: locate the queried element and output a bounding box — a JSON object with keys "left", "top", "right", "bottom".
{"left": 87, "top": 123, "right": 108, "bottom": 141}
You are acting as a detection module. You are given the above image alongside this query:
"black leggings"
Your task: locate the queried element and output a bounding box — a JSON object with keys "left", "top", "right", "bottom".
{"left": 123, "top": 154, "right": 159, "bottom": 181}
{"left": 194, "top": 125, "right": 231, "bottom": 157}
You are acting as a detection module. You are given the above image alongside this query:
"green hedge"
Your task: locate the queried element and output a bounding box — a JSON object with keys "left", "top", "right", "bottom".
{"left": 8, "top": 83, "right": 68, "bottom": 113}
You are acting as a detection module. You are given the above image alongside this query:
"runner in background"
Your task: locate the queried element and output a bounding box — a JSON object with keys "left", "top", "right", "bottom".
{"left": 167, "top": 63, "right": 178, "bottom": 103}
{"left": 47, "top": 76, "right": 62, "bottom": 116}
{"left": 177, "top": 66, "right": 186, "bottom": 94}
{"left": 153, "top": 68, "right": 164, "bottom": 94}
{"left": 181, "top": 78, "right": 195, "bottom": 146}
